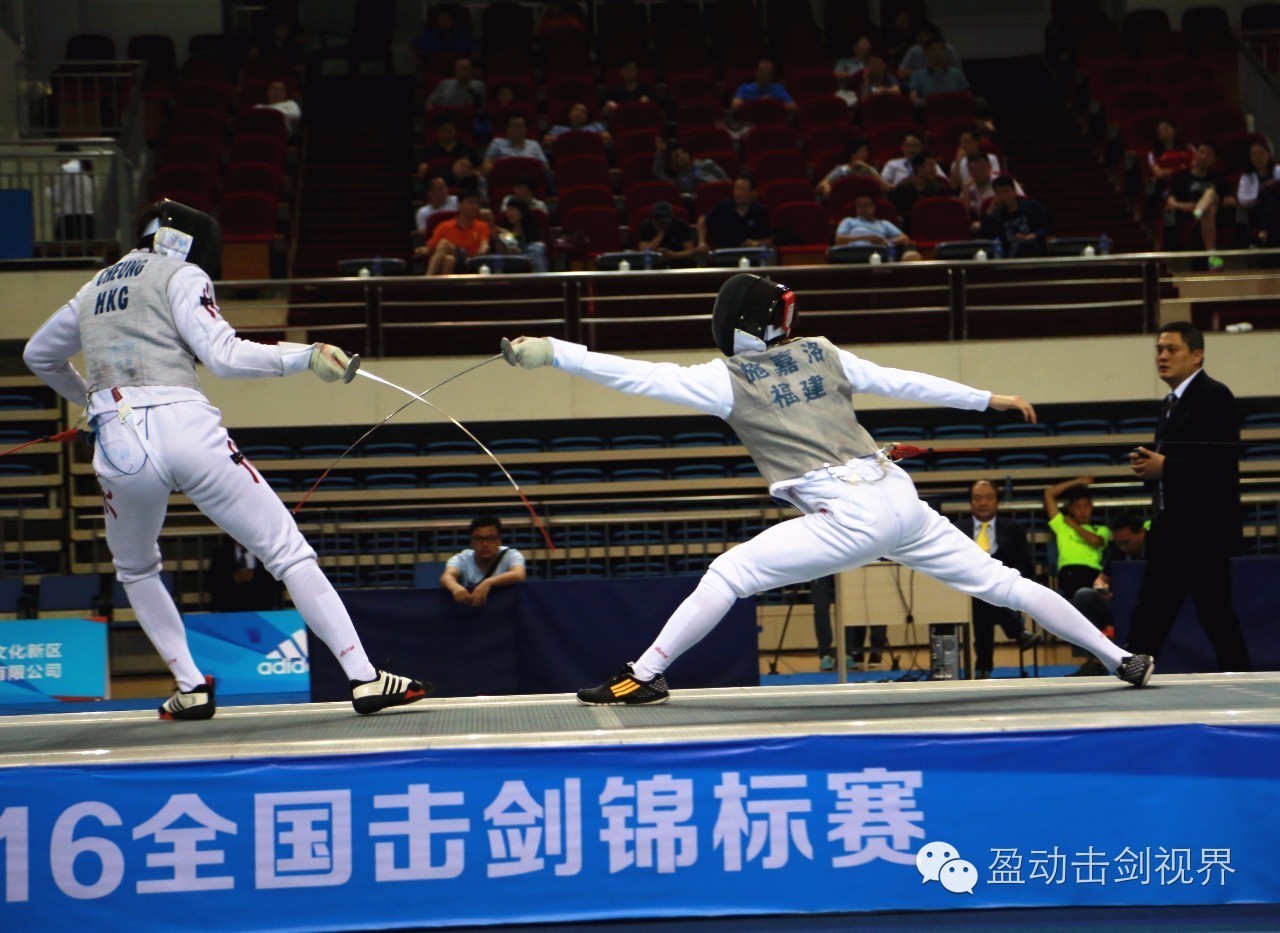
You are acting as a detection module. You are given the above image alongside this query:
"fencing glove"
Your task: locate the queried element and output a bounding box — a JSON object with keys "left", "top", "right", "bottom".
{"left": 500, "top": 336, "right": 554, "bottom": 369}
{"left": 280, "top": 342, "right": 359, "bottom": 382}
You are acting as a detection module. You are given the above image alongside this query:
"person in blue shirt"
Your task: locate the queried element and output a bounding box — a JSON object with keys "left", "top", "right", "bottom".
{"left": 440, "top": 515, "right": 527, "bottom": 607}
{"left": 731, "top": 59, "right": 797, "bottom": 114}
{"left": 908, "top": 39, "right": 970, "bottom": 104}
{"left": 834, "top": 194, "right": 915, "bottom": 256}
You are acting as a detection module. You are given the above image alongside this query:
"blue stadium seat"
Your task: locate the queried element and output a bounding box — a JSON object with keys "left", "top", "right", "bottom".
{"left": 611, "top": 467, "right": 667, "bottom": 482}
{"left": 993, "top": 423, "right": 1052, "bottom": 437}
{"left": 551, "top": 561, "right": 607, "bottom": 579}
{"left": 239, "top": 444, "right": 293, "bottom": 460}
{"left": 367, "top": 533, "right": 417, "bottom": 553}
{"left": 609, "top": 527, "right": 665, "bottom": 545}
{"left": 548, "top": 436, "right": 605, "bottom": 451}
{"left": 672, "top": 526, "right": 728, "bottom": 542}
{"left": 265, "top": 476, "right": 294, "bottom": 492}
{"left": 933, "top": 456, "right": 990, "bottom": 471}
{"left": 994, "top": 453, "right": 1053, "bottom": 469}
{"left": 0, "top": 577, "right": 26, "bottom": 615}
{"left": 413, "top": 561, "right": 448, "bottom": 588}
{"left": 363, "top": 473, "right": 421, "bottom": 488}
{"left": 363, "top": 441, "right": 420, "bottom": 457}
{"left": 1055, "top": 419, "right": 1113, "bottom": 435}
{"left": 733, "top": 462, "right": 762, "bottom": 476}
{"left": 874, "top": 425, "right": 928, "bottom": 440}
{"left": 895, "top": 457, "right": 929, "bottom": 471}
{"left": 329, "top": 570, "right": 363, "bottom": 589}
{"left": 424, "top": 471, "right": 481, "bottom": 487}
{"left": 1243, "top": 412, "right": 1280, "bottom": 428}
{"left": 611, "top": 434, "right": 665, "bottom": 449}
{"left": 1243, "top": 445, "right": 1280, "bottom": 460}
{"left": 489, "top": 469, "right": 541, "bottom": 486}
{"left": 611, "top": 558, "right": 670, "bottom": 577}
{"left": 312, "top": 535, "right": 355, "bottom": 555}
{"left": 299, "top": 444, "right": 350, "bottom": 459}
{"left": 0, "top": 390, "right": 43, "bottom": 409}
{"left": 0, "top": 428, "right": 37, "bottom": 444}
{"left": 547, "top": 467, "right": 606, "bottom": 484}
{"left": 671, "top": 556, "right": 711, "bottom": 575}
{"left": 554, "top": 527, "right": 607, "bottom": 547}
{"left": 363, "top": 566, "right": 416, "bottom": 587}
{"left": 932, "top": 424, "right": 988, "bottom": 439}
{"left": 488, "top": 437, "right": 545, "bottom": 453}
{"left": 0, "top": 464, "right": 38, "bottom": 476}
{"left": 671, "top": 464, "right": 730, "bottom": 479}
{"left": 38, "top": 574, "right": 102, "bottom": 613}
{"left": 671, "top": 432, "right": 726, "bottom": 446}
{"left": 1117, "top": 417, "right": 1159, "bottom": 434}
{"left": 1055, "top": 452, "right": 1116, "bottom": 467}
{"left": 423, "top": 440, "right": 475, "bottom": 455}
{"left": 302, "top": 475, "right": 358, "bottom": 490}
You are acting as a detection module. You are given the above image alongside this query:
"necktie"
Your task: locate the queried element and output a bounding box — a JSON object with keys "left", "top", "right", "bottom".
{"left": 1162, "top": 392, "right": 1177, "bottom": 422}
{"left": 976, "top": 522, "right": 990, "bottom": 552}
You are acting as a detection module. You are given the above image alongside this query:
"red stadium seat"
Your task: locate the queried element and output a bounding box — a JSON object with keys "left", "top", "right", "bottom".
{"left": 614, "top": 130, "right": 657, "bottom": 162}
{"left": 750, "top": 150, "right": 809, "bottom": 185}
{"left": 222, "top": 161, "right": 283, "bottom": 199}
{"left": 736, "top": 98, "right": 790, "bottom": 127}
{"left": 771, "top": 201, "right": 832, "bottom": 261}
{"left": 555, "top": 155, "right": 611, "bottom": 192}
{"left": 234, "top": 107, "right": 288, "bottom": 139}
{"left": 909, "top": 197, "right": 971, "bottom": 249}
{"left": 922, "top": 92, "right": 976, "bottom": 129}
{"left": 620, "top": 153, "right": 655, "bottom": 191}
{"left": 679, "top": 126, "right": 735, "bottom": 158}
{"left": 555, "top": 185, "right": 614, "bottom": 219}
{"left": 827, "top": 174, "right": 884, "bottom": 209}
{"left": 859, "top": 93, "right": 913, "bottom": 128}
{"left": 788, "top": 71, "right": 838, "bottom": 101}
{"left": 797, "top": 95, "right": 851, "bottom": 130}
{"left": 624, "top": 181, "right": 681, "bottom": 215}
{"left": 675, "top": 98, "right": 727, "bottom": 128}
{"left": 803, "top": 123, "right": 857, "bottom": 157}
{"left": 628, "top": 202, "right": 691, "bottom": 241}
{"left": 695, "top": 181, "right": 734, "bottom": 217}
{"left": 760, "top": 178, "right": 816, "bottom": 212}
{"left": 152, "top": 161, "right": 216, "bottom": 199}
{"left": 227, "top": 135, "right": 285, "bottom": 167}
{"left": 611, "top": 101, "right": 665, "bottom": 135}
{"left": 167, "top": 108, "right": 225, "bottom": 143}
{"left": 742, "top": 125, "right": 801, "bottom": 160}
{"left": 220, "top": 191, "right": 278, "bottom": 279}
{"left": 562, "top": 205, "right": 625, "bottom": 255}
{"left": 548, "top": 130, "right": 608, "bottom": 162}
{"left": 487, "top": 157, "right": 549, "bottom": 197}
{"left": 176, "top": 81, "right": 232, "bottom": 112}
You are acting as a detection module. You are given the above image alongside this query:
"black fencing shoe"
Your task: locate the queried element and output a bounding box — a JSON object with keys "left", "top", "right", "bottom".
{"left": 352, "top": 670, "right": 432, "bottom": 715}
{"left": 577, "top": 664, "right": 669, "bottom": 706}
{"left": 160, "top": 676, "right": 216, "bottom": 721}
{"left": 1115, "top": 654, "right": 1155, "bottom": 687}
{"left": 1016, "top": 631, "right": 1044, "bottom": 652}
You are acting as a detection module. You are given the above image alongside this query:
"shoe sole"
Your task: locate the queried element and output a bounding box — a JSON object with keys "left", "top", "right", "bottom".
{"left": 159, "top": 704, "right": 216, "bottom": 721}
{"left": 352, "top": 685, "right": 432, "bottom": 716}
{"left": 576, "top": 695, "right": 669, "bottom": 706}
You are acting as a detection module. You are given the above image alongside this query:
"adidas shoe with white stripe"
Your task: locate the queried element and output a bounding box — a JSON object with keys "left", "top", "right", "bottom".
{"left": 351, "top": 669, "right": 431, "bottom": 715}
{"left": 159, "top": 675, "right": 216, "bottom": 721}
{"left": 577, "top": 663, "right": 670, "bottom": 705}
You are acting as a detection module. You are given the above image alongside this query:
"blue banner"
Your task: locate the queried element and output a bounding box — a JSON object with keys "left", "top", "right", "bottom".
{"left": 0, "top": 724, "right": 1277, "bottom": 930}
{"left": 0, "top": 618, "right": 107, "bottom": 702}
{"left": 184, "top": 610, "right": 309, "bottom": 696}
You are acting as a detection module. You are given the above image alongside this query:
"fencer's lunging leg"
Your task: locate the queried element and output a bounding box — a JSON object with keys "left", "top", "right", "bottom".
{"left": 1004, "top": 577, "right": 1127, "bottom": 670}
{"left": 126, "top": 575, "right": 204, "bottom": 691}
{"left": 281, "top": 560, "right": 378, "bottom": 682}
{"left": 633, "top": 574, "right": 736, "bottom": 681}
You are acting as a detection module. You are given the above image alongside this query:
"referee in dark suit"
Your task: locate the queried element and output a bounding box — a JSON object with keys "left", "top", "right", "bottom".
{"left": 952, "top": 479, "right": 1042, "bottom": 677}
{"left": 1127, "top": 321, "right": 1250, "bottom": 670}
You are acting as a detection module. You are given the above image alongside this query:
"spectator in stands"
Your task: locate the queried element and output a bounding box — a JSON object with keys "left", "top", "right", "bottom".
{"left": 603, "top": 60, "right": 654, "bottom": 117}
{"left": 413, "top": 175, "right": 459, "bottom": 237}
{"left": 422, "top": 118, "right": 476, "bottom": 165}
{"left": 1043, "top": 476, "right": 1111, "bottom": 600}
{"left": 638, "top": 200, "right": 698, "bottom": 267}
{"left": 1237, "top": 141, "right": 1280, "bottom": 246}
{"left": 440, "top": 515, "right": 526, "bottom": 607}
{"left": 881, "top": 8, "right": 918, "bottom": 64}
{"left": 889, "top": 152, "right": 951, "bottom": 218}
{"left": 254, "top": 80, "right": 302, "bottom": 136}
{"left": 412, "top": 8, "right": 474, "bottom": 59}
{"left": 731, "top": 59, "right": 797, "bottom": 114}
{"left": 881, "top": 132, "right": 925, "bottom": 188}
{"left": 898, "top": 22, "right": 962, "bottom": 82}
{"left": 979, "top": 176, "right": 1049, "bottom": 257}
{"left": 427, "top": 57, "right": 486, "bottom": 111}
{"left": 500, "top": 179, "right": 548, "bottom": 215}
{"left": 537, "top": 0, "right": 586, "bottom": 36}
{"left": 859, "top": 53, "right": 902, "bottom": 99}
{"left": 208, "top": 533, "right": 283, "bottom": 612}
{"left": 653, "top": 138, "right": 730, "bottom": 195}
{"left": 250, "top": 20, "right": 305, "bottom": 74}
{"left": 908, "top": 38, "right": 970, "bottom": 105}
{"left": 424, "top": 192, "right": 490, "bottom": 275}
{"left": 834, "top": 194, "right": 915, "bottom": 257}
{"left": 1068, "top": 511, "right": 1148, "bottom": 676}
{"left": 544, "top": 102, "right": 612, "bottom": 149}
{"left": 1165, "top": 142, "right": 1234, "bottom": 264}
{"left": 47, "top": 156, "right": 95, "bottom": 240}
{"left": 817, "top": 139, "right": 891, "bottom": 198}
{"left": 949, "top": 128, "right": 1000, "bottom": 189}
{"left": 964, "top": 156, "right": 1023, "bottom": 229}
{"left": 1147, "top": 119, "right": 1195, "bottom": 184}
{"left": 698, "top": 177, "right": 772, "bottom": 251}
{"left": 483, "top": 115, "right": 549, "bottom": 174}
{"left": 834, "top": 36, "right": 875, "bottom": 103}
{"left": 447, "top": 155, "right": 489, "bottom": 203}
{"left": 494, "top": 198, "right": 549, "bottom": 273}
{"left": 954, "top": 479, "right": 1041, "bottom": 679}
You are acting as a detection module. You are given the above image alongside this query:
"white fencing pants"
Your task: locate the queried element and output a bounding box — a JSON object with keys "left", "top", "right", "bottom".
{"left": 635, "top": 461, "right": 1127, "bottom": 679}
{"left": 94, "top": 400, "right": 376, "bottom": 685}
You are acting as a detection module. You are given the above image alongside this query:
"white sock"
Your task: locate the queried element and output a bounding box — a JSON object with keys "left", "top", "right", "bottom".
{"left": 125, "top": 576, "right": 203, "bottom": 691}
{"left": 282, "top": 560, "right": 377, "bottom": 682}
{"left": 1007, "top": 577, "right": 1127, "bottom": 671}
{"left": 634, "top": 578, "right": 736, "bottom": 681}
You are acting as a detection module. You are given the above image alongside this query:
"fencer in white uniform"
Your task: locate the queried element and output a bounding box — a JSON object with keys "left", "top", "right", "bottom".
{"left": 502, "top": 273, "right": 1154, "bottom": 704}
{"left": 23, "top": 200, "right": 429, "bottom": 719}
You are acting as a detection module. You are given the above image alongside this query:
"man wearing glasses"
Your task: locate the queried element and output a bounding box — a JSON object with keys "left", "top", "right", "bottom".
{"left": 440, "top": 515, "right": 527, "bottom": 607}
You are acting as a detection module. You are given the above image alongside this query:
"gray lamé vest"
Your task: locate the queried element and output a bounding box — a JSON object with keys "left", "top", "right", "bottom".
{"left": 74, "top": 250, "right": 202, "bottom": 396}
{"left": 724, "top": 336, "right": 880, "bottom": 485}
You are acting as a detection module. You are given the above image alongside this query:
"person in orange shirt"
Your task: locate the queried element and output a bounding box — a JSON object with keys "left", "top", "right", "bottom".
{"left": 425, "top": 192, "right": 491, "bottom": 275}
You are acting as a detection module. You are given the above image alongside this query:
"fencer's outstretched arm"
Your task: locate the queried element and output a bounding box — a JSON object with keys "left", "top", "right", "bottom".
{"left": 507, "top": 336, "right": 734, "bottom": 418}
{"left": 24, "top": 303, "right": 89, "bottom": 404}
{"left": 837, "top": 347, "right": 1036, "bottom": 422}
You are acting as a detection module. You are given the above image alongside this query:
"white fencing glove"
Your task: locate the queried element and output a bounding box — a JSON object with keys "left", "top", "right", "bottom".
{"left": 281, "top": 342, "right": 359, "bottom": 382}
{"left": 500, "top": 336, "right": 554, "bottom": 369}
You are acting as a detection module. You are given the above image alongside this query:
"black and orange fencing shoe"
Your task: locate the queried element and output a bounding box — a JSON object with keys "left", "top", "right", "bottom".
{"left": 577, "top": 663, "right": 670, "bottom": 706}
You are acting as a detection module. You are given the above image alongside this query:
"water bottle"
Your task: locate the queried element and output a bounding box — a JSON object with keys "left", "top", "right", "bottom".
{"left": 372, "top": 256, "right": 383, "bottom": 276}
{"left": 617, "top": 259, "right": 631, "bottom": 272}
{"left": 357, "top": 266, "right": 371, "bottom": 278}
{"left": 1225, "top": 322, "right": 1254, "bottom": 333}
{"left": 992, "top": 238, "right": 1004, "bottom": 259}
{"left": 1082, "top": 244, "right": 1096, "bottom": 257}
{"left": 738, "top": 254, "right": 752, "bottom": 268}
{"left": 492, "top": 255, "right": 504, "bottom": 273}
{"left": 973, "top": 249, "right": 988, "bottom": 261}
{"left": 643, "top": 250, "right": 654, "bottom": 270}
{"left": 868, "top": 250, "right": 882, "bottom": 265}
{"left": 477, "top": 263, "right": 491, "bottom": 275}
{"left": 1098, "top": 232, "right": 1111, "bottom": 255}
